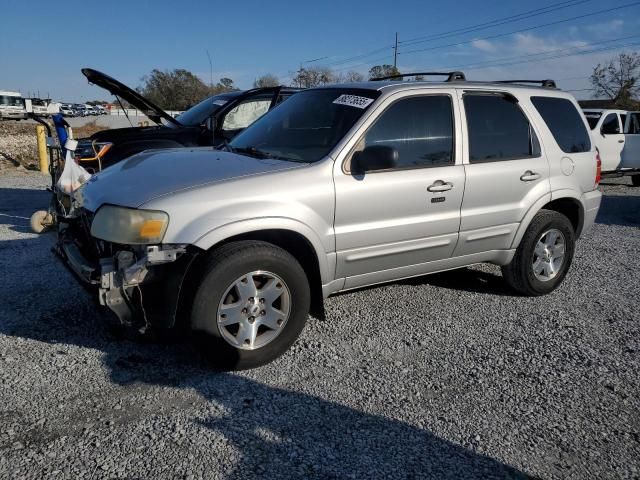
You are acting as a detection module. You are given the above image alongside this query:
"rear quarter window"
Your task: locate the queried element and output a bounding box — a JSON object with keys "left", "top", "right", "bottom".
{"left": 531, "top": 96, "right": 591, "bottom": 153}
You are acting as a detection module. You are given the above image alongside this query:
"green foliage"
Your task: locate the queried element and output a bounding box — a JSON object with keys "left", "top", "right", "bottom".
{"left": 138, "top": 69, "right": 237, "bottom": 110}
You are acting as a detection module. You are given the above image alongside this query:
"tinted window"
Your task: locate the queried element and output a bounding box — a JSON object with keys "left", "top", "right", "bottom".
{"left": 601, "top": 113, "right": 621, "bottom": 135}
{"left": 358, "top": 95, "right": 454, "bottom": 169}
{"left": 531, "top": 97, "right": 591, "bottom": 153}
{"left": 464, "top": 94, "right": 537, "bottom": 163}
{"left": 584, "top": 112, "right": 602, "bottom": 130}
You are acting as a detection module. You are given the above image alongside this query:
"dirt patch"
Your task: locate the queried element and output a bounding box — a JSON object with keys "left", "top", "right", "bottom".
{"left": 0, "top": 121, "right": 109, "bottom": 172}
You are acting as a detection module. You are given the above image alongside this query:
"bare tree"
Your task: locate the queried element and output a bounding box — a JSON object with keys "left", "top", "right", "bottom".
{"left": 254, "top": 74, "right": 280, "bottom": 88}
{"left": 368, "top": 65, "right": 401, "bottom": 80}
{"left": 590, "top": 52, "right": 640, "bottom": 109}
{"left": 291, "top": 67, "right": 334, "bottom": 88}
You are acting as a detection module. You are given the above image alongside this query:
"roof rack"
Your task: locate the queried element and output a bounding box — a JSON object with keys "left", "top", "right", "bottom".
{"left": 493, "top": 79, "right": 557, "bottom": 88}
{"left": 370, "top": 71, "right": 466, "bottom": 82}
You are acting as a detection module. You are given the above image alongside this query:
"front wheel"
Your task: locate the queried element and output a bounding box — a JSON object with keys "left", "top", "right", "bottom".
{"left": 190, "top": 241, "right": 310, "bottom": 370}
{"left": 631, "top": 174, "right": 640, "bottom": 187}
{"left": 502, "top": 209, "right": 575, "bottom": 296}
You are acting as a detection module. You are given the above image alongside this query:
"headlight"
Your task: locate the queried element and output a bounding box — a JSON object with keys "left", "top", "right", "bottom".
{"left": 90, "top": 205, "right": 169, "bottom": 244}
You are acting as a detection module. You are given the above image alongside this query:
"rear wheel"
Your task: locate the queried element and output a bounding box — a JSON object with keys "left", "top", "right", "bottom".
{"left": 190, "top": 241, "right": 310, "bottom": 370}
{"left": 502, "top": 209, "right": 575, "bottom": 296}
{"left": 631, "top": 174, "right": 640, "bottom": 187}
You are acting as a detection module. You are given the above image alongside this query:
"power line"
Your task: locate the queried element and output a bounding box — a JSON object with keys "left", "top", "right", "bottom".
{"left": 399, "top": 1, "right": 640, "bottom": 56}
{"left": 400, "top": 0, "right": 593, "bottom": 47}
{"left": 438, "top": 34, "right": 640, "bottom": 70}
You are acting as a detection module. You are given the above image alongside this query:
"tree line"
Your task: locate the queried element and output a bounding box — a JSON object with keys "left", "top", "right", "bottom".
{"left": 132, "top": 54, "right": 639, "bottom": 111}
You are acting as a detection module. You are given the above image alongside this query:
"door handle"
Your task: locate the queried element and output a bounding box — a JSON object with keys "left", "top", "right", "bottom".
{"left": 520, "top": 171, "right": 541, "bottom": 182}
{"left": 618, "top": 139, "right": 625, "bottom": 143}
{"left": 427, "top": 180, "right": 453, "bottom": 192}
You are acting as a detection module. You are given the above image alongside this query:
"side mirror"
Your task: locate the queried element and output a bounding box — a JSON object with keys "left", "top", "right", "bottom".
{"left": 352, "top": 145, "right": 399, "bottom": 173}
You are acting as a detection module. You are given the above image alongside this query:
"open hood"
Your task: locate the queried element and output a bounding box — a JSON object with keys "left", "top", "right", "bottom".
{"left": 81, "top": 68, "right": 182, "bottom": 127}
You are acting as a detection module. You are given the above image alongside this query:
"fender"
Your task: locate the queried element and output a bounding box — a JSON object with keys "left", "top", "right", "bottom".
{"left": 510, "top": 193, "right": 552, "bottom": 249}
{"left": 193, "top": 216, "right": 335, "bottom": 285}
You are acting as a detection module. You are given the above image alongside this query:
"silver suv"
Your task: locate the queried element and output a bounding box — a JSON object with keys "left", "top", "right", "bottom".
{"left": 60, "top": 73, "right": 602, "bottom": 369}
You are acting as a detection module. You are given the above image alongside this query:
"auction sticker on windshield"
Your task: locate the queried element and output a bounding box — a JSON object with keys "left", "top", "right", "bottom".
{"left": 333, "top": 95, "right": 374, "bottom": 109}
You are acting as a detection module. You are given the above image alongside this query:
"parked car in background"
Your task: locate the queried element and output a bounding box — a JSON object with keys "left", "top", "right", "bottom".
{"left": 28, "top": 98, "right": 60, "bottom": 117}
{"left": 73, "top": 68, "right": 300, "bottom": 169}
{"left": 583, "top": 108, "right": 640, "bottom": 185}
{"left": 73, "top": 104, "right": 87, "bottom": 116}
{"left": 59, "top": 74, "right": 601, "bottom": 369}
{"left": 60, "top": 104, "right": 75, "bottom": 116}
{"left": 0, "top": 90, "right": 27, "bottom": 120}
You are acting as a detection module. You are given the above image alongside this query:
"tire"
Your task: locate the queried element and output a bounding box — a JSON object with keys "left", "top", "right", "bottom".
{"left": 30, "top": 210, "right": 53, "bottom": 234}
{"left": 502, "top": 209, "right": 575, "bottom": 296}
{"left": 631, "top": 175, "right": 640, "bottom": 187}
{"left": 190, "top": 241, "right": 310, "bottom": 370}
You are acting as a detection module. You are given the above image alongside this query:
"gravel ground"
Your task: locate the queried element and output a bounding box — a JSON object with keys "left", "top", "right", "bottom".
{"left": 0, "top": 173, "right": 638, "bottom": 479}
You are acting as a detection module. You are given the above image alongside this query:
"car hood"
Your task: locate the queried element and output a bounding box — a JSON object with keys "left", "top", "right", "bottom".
{"left": 82, "top": 68, "right": 181, "bottom": 127}
{"left": 76, "top": 148, "right": 305, "bottom": 211}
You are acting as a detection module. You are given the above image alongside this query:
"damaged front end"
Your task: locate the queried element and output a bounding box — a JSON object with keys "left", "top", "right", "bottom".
{"left": 55, "top": 210, "right": 198, "bottom": 332}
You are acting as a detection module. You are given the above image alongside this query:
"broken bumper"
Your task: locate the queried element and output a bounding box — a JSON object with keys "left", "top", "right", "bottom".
{"left": 57, "top": 239, "right": 197, "bottom": 330}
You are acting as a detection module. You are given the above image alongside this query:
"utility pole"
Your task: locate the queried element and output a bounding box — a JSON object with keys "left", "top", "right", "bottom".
{"left": 393, "top": 32, "right": 398, "bottom": 69}
{"left": 206, "top": 50, "right": 213, "bottom": 90}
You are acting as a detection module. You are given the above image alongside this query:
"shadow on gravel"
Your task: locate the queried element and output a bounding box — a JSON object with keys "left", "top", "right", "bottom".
{"left": 401, "top": 268, "right": 514, "bottom": 297}
{"left": 0, "top": 290, "right": 531, "bottom": 478}
{"left": 0, "top": 307, "right": 532, "bottom": 479}
{"left": 596, "top": 194, "right": 640, "bottom": 228}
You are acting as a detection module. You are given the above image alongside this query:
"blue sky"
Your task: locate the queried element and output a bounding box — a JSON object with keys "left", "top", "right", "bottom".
{"left": 1, "top": 0, "right": 639, "bottom": 102}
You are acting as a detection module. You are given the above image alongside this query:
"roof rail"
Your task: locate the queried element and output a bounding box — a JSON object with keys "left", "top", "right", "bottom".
{"left": 494, "top": 79, "right": 557, "bottom": 88}
{"left": 370, "top": 71, "right": 466, "bottom": 82}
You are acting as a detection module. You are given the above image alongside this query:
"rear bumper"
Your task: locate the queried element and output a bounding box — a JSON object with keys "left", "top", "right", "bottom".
{"left": 581, "top": 189, "right": 602, "bottom": 236}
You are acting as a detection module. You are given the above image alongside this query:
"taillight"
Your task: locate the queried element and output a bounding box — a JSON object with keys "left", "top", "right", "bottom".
{"left": 595, "top": 149, "right": 602, "bottom": 187}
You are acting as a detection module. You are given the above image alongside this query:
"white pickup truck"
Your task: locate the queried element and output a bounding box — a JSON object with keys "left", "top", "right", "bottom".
{"left": 583, "top": 109, "right": 640, "bottom": 185}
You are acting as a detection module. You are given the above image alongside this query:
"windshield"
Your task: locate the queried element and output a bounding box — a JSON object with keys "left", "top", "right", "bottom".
{"left": 176, "top": 93, "right": 238, "bottom": 127}
{"left": 585, "top": 113, "right": 602, "bottom": 130}
{"left": 0, "top": 95, "right": 24, "bottom": 107}
{"left": 229, "top": 88, "right": 380, "bottom": 163}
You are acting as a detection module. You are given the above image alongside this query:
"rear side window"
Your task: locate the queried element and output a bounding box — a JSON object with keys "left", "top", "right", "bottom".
{"left": 531, "top": 97, "right": 591, "bottom": 153}
{"left": 464, "top": 94, "right": 539, "bottom": 163}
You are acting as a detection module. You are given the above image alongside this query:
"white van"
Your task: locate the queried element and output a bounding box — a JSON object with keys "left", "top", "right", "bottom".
{"left": 583, "top": 109, "right": 640, "bottom": 185}
{"left": 0, "top": 91, "right": 27, "bottom": 120}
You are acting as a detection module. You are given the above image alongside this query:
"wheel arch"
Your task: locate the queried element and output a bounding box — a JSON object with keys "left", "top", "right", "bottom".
{"left": 511, "top": 192, "right": 585, "bottom": 249}
{"left": 177, "top": 224, "right": 330, "bottom": 326}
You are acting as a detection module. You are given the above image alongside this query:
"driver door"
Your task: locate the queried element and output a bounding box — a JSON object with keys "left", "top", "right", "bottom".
{"left": 598, "top": 112, "right": 625, "bottom": 172}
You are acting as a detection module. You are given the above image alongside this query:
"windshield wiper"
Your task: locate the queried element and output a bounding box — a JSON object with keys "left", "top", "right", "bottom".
{"left": 233, "top": 146, "right": 274, "bottom": 159}
{"left": 233, "top": 146, "right": 305, "bottom": 163}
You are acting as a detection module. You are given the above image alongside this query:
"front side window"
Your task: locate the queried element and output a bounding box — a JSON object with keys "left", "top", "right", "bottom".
{"left": 531, "top": 96, "right": 591, "bottom": 153}
{"left": 222, "top": 98, "right": 272, "bottom": 131}
{"left": 353, "top": 95, "right": 454, "bottom": 170}
{"left": 464, "top": 94, "right": 539, "bottom": 163}
{"left": 229, "top": 88, "right": 380, "bottom": 163}
{"left": 600, "top": 113, "right": 621, "bottom": 135}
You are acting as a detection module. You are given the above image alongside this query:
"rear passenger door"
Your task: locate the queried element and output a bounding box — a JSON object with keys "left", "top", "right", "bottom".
{"left": 454, "top": 91, "right": 550, "bottom": 257}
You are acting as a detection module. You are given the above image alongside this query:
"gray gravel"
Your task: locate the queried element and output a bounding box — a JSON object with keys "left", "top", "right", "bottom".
{"left": 0, "top": 172, "right": 638, "bottom": 479}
